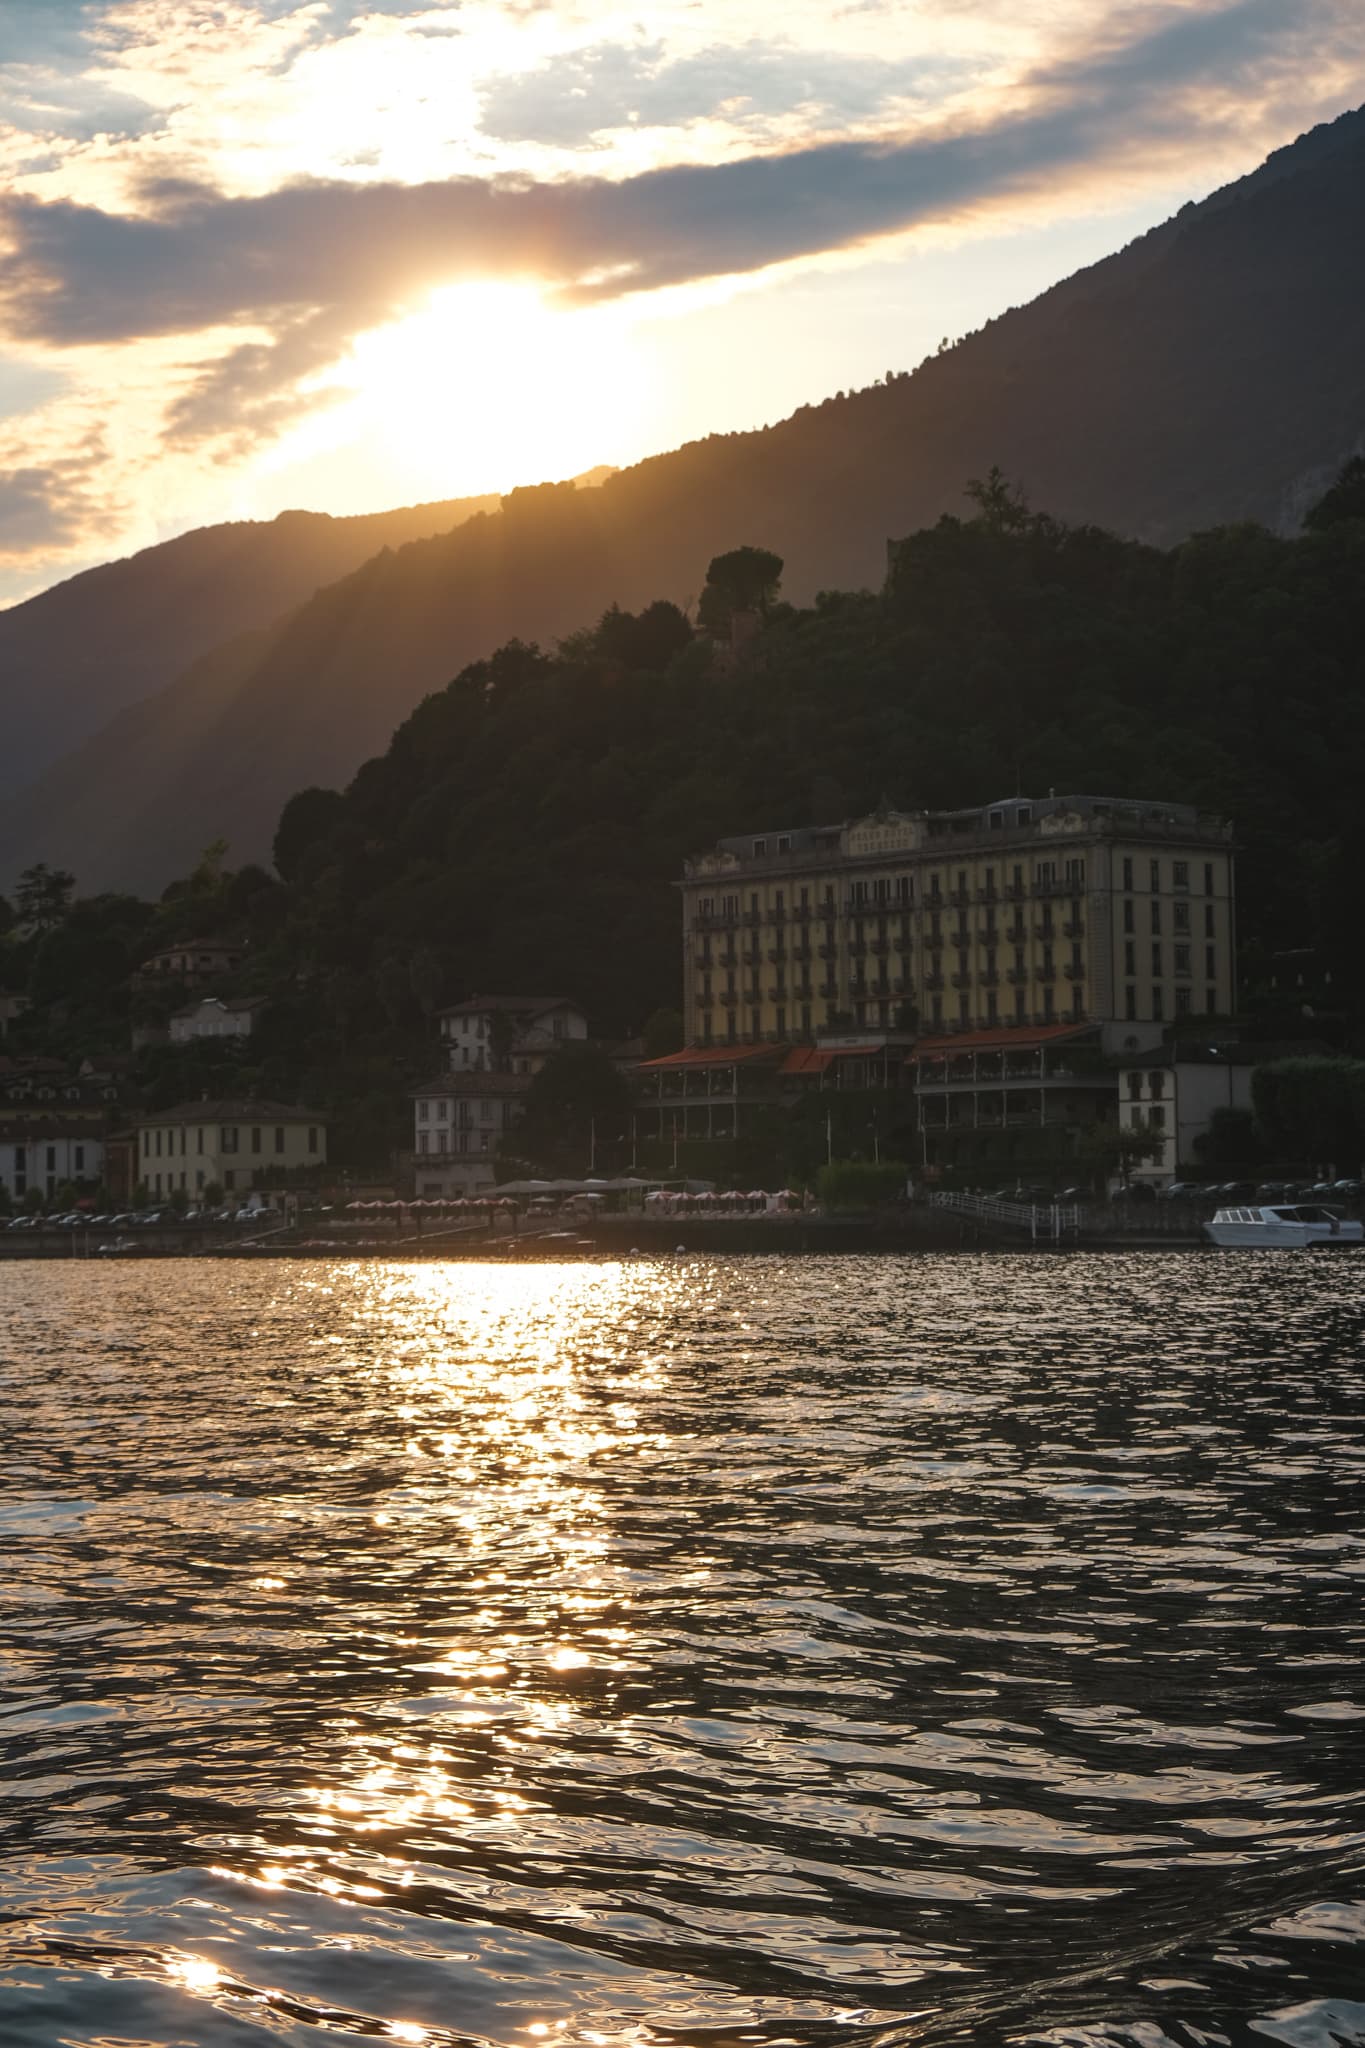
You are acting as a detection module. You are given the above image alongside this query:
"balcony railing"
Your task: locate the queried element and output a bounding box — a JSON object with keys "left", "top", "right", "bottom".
{"left": 767, "top": 946, "right": 787, "bottom": 964}
{"left": 1035, "top": 963, "right": 1057, "bottom": 982}
{"left": 818, "top": 942, "right": 838, "bottom": 960}
{"left": 1064, "top": 919, "right": 1086, "bottom": 938}
{"left": 870, "top": 938, "right": 889, "bottom": 956}
{"left": 768, "top": 984, "right": 787, "bottom": 1002}
{"left": 819, "top": 979, "right": 839, "bottom": 998}
{"left": 719, "top": 991, "right": 738, "bottom": 1007}
{"left": 1006, "top": 967, "right": 1029, "bottom": 985}
{"left": 925, "top": 973, "right": 945, "bottom": 991}
{"left": 1064, "top": 963, "right": 1086, "bottom": 980}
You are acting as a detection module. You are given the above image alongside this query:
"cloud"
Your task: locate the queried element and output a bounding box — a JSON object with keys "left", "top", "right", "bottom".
{"left": 0, "top": 439, "right": 120, "bottom": 559}
{"left": 478, "top": 38, "right": 977, "bottom": 148}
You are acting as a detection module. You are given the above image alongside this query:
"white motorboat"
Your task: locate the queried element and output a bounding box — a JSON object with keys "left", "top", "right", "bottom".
{"left": 1205, "top": 1203, "right": 1364, "bottom": 1248}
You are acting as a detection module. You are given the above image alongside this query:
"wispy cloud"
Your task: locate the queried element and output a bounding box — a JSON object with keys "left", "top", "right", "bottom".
{"left": 0, "top": 0, "right": 1361, "bottom": 593}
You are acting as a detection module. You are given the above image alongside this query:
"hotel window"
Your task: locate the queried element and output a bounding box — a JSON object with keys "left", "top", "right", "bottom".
{"left": 777, "top": 835, "right": 791, "bottom": 853}
{"left": 801, "top": 1003, "right": 812, "bottom": 1036}
{"left": 1042, "top": 985, "right": 1055, "bottom": 1021}
{"left": 437, "top": 1100, "right": 449, "bottom": 1121}
{"left": 1064, "top": 858, "right": 1085, "bottom": 886}
{"left": 1012, "top": 864, "right": 1024, "bottom": 892}
{"left": 308, "top": 1127, "right": 318, "bottom": 1153}
{"left": 1149, "top": 1105, "right": 1166, "bottom": 1130}
{"left": 753, "top": 839, "right": 766, "bottom": 857}
{"left": 1174, "top": 945, "right": 1191, "bottom": 975}
{"left": 1123, "top": 900, "right": 1135, "bottom": 934}
{"left": 1151, "top": 943, "right": 1163, "bottom": 977}
{"left": 155, "top": 1129, "right": 163, "bottom": 1157}
{"left": 418, "top": 1132, "right": 429, "bottom": 1155}
{"left": 1204, "top": 904, "right": 1215, "bottom": 937}
{"left": 1152, "top": 986, "right": 1164, "bottom": 1021}
{"left": 221, "top": 1127, "right": 238, "bottom": 1153}
{"left": 75, "top": 1146, "right": 84, "bottom": 1171}
{"left": 1150, "top": 901, "right": 1161, "bottom": 934}
{"left": 989, "top": 810, "right": 1003, "bottom": 829}
{"left": 251, "top": 1127, "right": 262, "bottom": 1154}
{"left": 1122, "top": 856, "right": 1134, "bottom": 890}
{"left": 1128, "top": 1072, "right": 1143, "bottom": 1098}
{"left": 1204, "top": 862, "right": 1215, "bottom": 894}
{"left": 418, "top": 1101, "right": 430, "bottom": 1119}
{"left": 196, "top": 1170, "right": 204, "bottom": 1192}
{"left": 1149, "top": 858, "right": 1160, "bottom": 892}
{"left": 142, "top": 1131, "right": 150, "bottom": 1158}
{"left": 1124, "top": 942, "right": 1136, "bottom": 977}
{"left": 224, "top": 1169, "right": 236, "bottom": 1191}
{"left": 274, "top": 1126, "right": 285, "bottom": 1154}
{"left": 197, "top": 1127, "right": 204, "bottom": 1153}
{"left": 1125, "top": 986, "right": 1137, "bottom": 1021}
{"left": 931, "top": 994, "right": 943, "bottom": 1026}
{"left": 986, "top": 990, "right": 998, "bottom": 1024}
{"left": 1035, "top": 860, "right": 1056, "bottom": 887}
{"left": 1174, "top": 901, "right": 1190, "bottom": 933}
{"left": 1014, "top": 987, "right": 1026, "bottom": 1022}
{"left": 929, "top": 873, "right": 941, "bottom": 899}
{"left": 776, "top": 1007, "right": 786, "bottom": 1038}
{"left": 1206, "top": 945, "right": 1217, "bottom": 979}
{"left": 1017, "top": 806, "right": 1032, "bottom": 826}
{"left": 750, "top": 1009, "right": 761, "bottom": 1039}
{"left": 1206, "top": 988, "right": 1218, "bottom": 1015}
{"left": 1175, "top": 987, "right": 1192, "bottom": 1015}
{"left": 1173, "top": 861, "right": 1189, "bottom": 889}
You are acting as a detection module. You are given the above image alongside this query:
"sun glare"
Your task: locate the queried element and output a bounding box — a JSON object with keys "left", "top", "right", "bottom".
{"left": 331, "top": 281, "right": 648, "bottom": 498}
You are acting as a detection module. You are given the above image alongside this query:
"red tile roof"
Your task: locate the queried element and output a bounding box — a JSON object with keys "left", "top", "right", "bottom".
{"left": 639, "top": 1045, "right": 785, "bottom": 1070}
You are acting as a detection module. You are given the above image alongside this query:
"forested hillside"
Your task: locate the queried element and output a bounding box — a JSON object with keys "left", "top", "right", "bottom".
{"left": 4, "top": 103, "right": 1363, "bottom": 895}
{"left": 7, "top": 476, "right": 1362, "bottom": 1166}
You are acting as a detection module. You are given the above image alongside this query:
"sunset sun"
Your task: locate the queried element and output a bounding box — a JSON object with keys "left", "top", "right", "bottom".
{"left": 332, "top": 281, "right": 649, "bottom": 494}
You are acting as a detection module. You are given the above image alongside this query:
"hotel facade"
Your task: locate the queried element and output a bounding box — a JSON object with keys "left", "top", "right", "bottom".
{"left": 679, "top": 795, "right": 1236, "bottom": 1052}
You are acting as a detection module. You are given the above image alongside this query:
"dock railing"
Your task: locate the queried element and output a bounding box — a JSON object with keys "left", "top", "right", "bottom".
{"left": 928, "top": 1190, "right": 1083, "bottom": 1242}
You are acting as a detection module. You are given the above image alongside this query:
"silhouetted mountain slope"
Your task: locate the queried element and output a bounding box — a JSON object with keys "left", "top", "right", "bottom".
{"left": 6, "top": 104, "right": 1364, "bottom": 893}
{"left": 0, "top": 491, "right": 502, "bottom": 796}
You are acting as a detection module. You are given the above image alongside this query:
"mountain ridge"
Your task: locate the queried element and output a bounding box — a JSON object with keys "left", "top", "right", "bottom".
{"left": 4, "top": 103, "right": 1364, "bottom": 894}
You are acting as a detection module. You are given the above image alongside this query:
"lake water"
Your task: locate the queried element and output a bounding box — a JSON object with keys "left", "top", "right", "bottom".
{"left": 2, "top": 1253, "right": 1364, "bottom": 2048}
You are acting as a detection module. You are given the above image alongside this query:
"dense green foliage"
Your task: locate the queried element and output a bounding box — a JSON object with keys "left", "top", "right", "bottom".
{"left": 1252, "top": 1058, "right": 1365, "bottom": 1165}
{"left": 4, "top": 478, "right": 1365, "bottom": 1171}
{"left": 817, "top": 1160, "right": 911, "bottom": 1210}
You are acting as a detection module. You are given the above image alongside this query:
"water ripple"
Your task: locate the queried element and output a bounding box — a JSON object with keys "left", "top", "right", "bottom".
{"left": 1, "top": 1253, "right": 1363, "bottom": 2048}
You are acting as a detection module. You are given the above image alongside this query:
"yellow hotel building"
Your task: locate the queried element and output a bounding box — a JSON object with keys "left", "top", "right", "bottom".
{"left": 680, "top": 794, "right": 1235, "bottom": 1049}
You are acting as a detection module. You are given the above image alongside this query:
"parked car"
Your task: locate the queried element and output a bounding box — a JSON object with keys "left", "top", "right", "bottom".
{"left": 1159, "top": 1181, "right": 1200, "bottom": 1201}
{"left": 1331, "top": 1178, "right": 1365, "bottom": 1199}
{"left": 1217, "top": 1181, "right": 1257, "bottom": 1202}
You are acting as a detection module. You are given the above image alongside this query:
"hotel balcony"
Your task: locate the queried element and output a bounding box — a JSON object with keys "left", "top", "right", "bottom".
{"left": 1006, "top": 966, "right": 1030, "bottom": 985}
{"left": 1034, "top": 963, "right": 1057, "bottom": 982}
{"left": 818, "top": 942, "right": 839, "bottom": 960}
{"left": 768, "top": 984, "right": 788, "bottom": 1002}
{"left": 765, "top": 908, "right": 787, "bottom": 926}
{"left": 1005, "top": 922, "right": 1027, "bottom": 944}
{"left": 1064, "top": 919, "right": 1086, "bottom": 938}
{"left": 950, "top": 971, "right": 972, "bottom": 989}
{"left": 1064, "top": 963, "right": 1086, "bottom": 980}
{"left": 979, "top": 968, "right": 999, "bottom": 987}
{"left": 719, "top": 991, "right": 738, "bottom": 1007}
{"left": 870, "top": 938, "right": 890, "bottom": 956}
{"left": 819, "top": 979, "right": 839, "bottom": 998}
{"left": 767, "top": 946, "right": 788, "bottom": 964}
{"left": 925, "top": 973, "right": 945, "bottom": 991}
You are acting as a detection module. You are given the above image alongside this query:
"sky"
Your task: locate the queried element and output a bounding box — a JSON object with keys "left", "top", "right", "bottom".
{"left": 1, "top": 0, "right": 1362, "bottom": 607}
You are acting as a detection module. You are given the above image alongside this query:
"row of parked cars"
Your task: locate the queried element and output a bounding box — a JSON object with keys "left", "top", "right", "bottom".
{"left": 1157, "top": 1178, "right": 1365, "bottom": 1205}
{"left": 980, "top": 1178, "right": 1365, "bottom": 1208}
{"left": 6, "top": 1204, "right": 281, "bottom": 1231}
